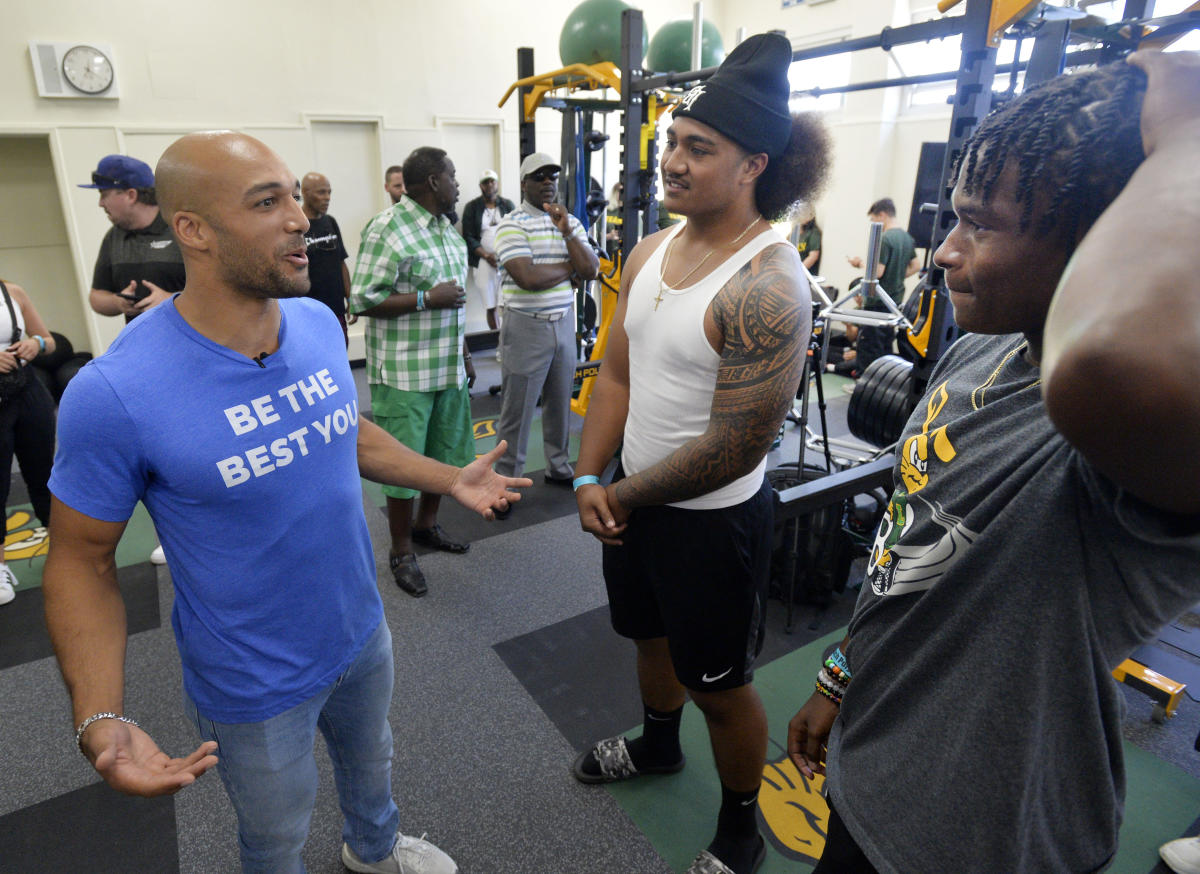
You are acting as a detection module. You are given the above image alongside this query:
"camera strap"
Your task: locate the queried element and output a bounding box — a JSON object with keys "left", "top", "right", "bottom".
{"left": 0, "top": 281, "right": 21, "bottom": 346}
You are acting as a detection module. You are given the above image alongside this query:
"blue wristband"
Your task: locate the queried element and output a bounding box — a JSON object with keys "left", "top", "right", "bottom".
{"left": 416, "top": 290, "right": 426, "bottom": 311}
{"left": 572, "top": 475, "right": 600, "bottom": 491}
{"left": 33, "top": 335, "right": 45, "bottom": 353}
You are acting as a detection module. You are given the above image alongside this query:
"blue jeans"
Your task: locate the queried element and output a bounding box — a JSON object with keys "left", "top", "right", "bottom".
{"left": 184, "top": 620, "right": 400, "bottom": 873}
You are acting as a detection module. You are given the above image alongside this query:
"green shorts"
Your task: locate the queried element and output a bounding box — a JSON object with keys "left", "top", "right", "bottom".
{"left": 369, "top": 381, "right": 474, "bottom": 500}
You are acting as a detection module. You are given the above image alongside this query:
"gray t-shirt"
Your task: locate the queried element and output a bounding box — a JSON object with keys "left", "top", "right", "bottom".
{"left": 826, "top": 332, "right": 1200, "bottom": 873}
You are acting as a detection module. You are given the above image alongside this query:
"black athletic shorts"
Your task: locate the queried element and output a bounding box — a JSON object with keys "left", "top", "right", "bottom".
{"left": 601, "top": 475, "right": 773, "bottom": 692}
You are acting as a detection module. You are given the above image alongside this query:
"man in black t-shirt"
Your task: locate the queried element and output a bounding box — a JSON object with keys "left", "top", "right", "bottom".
{"left": 79, "top": 154, "right": 185, "bottom": 323}
{"left": 300, "top": 172, "right": 353, "bottom": 345}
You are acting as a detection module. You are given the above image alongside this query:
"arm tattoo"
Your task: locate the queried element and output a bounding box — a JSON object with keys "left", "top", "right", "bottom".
{"left": 615, "top": 244, "right": 811, "bottom": 510}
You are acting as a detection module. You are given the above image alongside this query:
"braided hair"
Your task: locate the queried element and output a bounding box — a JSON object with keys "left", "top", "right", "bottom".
{"left": 957, "top": 61, "right": 1147, "bottom": 248}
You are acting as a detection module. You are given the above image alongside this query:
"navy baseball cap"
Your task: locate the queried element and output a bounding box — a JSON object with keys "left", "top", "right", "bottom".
{"left": 78, "top": 154, "right": 155, "bottom": 190}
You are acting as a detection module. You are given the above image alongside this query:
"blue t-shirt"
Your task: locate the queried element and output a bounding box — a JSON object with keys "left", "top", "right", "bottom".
{"left": 50, "top": 296, "right": 382, "bottom": 723}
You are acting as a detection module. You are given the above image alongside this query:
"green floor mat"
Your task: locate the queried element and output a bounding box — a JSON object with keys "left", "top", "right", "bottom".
{"left": 608, "top": 630, "right": 1200, "bottom": 873}
{"left": 3, "top": 501, "right": 158, "bottom": 593}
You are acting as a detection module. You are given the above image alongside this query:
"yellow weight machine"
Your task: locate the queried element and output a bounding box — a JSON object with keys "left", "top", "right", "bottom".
{"left": 498, "top": 66, "right": 679, "bottom": 418}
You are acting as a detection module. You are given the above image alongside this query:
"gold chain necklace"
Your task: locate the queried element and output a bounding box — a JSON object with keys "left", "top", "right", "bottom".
{"left": 971, "top": 341, "right": 1042, "bottom": 410}
{"left": 654, "top": 216, "right": 762, "bottom": 311}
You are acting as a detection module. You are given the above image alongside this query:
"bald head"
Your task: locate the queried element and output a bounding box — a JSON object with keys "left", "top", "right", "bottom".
{"left": 154, "top": 131, "right": 310, "bottom": 301}
{"left": 157, "top": 132, "right": 296, "bottom": 233}
{"left": 300, "top": 172, "right": 332, "bottom": 219}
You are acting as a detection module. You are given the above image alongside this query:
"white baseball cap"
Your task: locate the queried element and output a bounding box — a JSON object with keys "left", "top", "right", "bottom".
{"left": 519, "top": 152, "right": 560, "bottom": 178}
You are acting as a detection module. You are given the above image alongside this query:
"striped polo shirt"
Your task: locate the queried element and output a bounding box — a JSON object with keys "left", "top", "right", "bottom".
{"left": 495, "top": 201, "right": 587, "bottom": 313}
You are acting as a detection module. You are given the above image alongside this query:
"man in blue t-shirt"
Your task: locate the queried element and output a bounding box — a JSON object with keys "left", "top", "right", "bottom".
{"left": 43, "top": 131, "right": 528, "bottom": 874}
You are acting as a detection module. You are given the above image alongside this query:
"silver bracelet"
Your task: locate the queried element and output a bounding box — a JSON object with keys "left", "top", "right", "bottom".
{"left": 75, "top": 712, "right": 140, "bottom": 756}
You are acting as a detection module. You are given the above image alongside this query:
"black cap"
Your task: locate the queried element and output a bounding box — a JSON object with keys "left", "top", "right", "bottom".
{"left": 673, "top": 32, "right": 793, "bottom": 159}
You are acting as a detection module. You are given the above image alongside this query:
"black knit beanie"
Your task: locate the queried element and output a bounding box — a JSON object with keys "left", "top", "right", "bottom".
{"left": 673, "top": 32, "right": 793, "bottom": 159}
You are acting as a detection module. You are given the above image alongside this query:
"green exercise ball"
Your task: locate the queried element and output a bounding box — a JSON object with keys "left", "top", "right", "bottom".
{"left": 647, "top": 19, "right": 725, "bottom": 73}
{"left": 560, "top": 0, "right": 648, "bottom": 67}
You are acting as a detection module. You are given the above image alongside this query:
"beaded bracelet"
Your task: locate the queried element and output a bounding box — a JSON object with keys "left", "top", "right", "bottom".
{"left": 824, "top": 661, "right": 851, "bottom": 685}
{"left": 814, "top": 680, "right": 843, "bottom": 706}
{"left": 818, "top": 668, "right": 848, "bottom": 694}
{"left": 75, "top": 712, "right": 141, "bottom": 756}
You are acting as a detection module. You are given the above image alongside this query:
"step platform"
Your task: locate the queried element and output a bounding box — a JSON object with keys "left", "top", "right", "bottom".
{"left": 1113, "top": 649, "right": 1189, "bottom": 724}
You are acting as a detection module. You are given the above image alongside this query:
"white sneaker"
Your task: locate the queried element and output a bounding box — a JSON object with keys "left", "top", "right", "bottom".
{"left": 341, "top": 832, "right": 458, "bottom": 874}
{"left": 0, "top": 563, "right": 15, "bottom": 605}
{"left": 1162, "top": 836, "right": 1200, "bottom": 874}
{"left": 150, "top": 545, "right": 166, "bottom": 565}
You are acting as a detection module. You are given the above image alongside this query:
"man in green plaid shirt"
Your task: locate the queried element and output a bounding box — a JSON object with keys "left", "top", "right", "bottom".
{"left": 350, "top": 147, "right": 477, "bottom": 597}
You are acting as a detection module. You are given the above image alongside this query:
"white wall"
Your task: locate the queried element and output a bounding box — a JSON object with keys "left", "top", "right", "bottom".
{"left": 3, "top": 0, "right": 954, "bottom": 352}
{"left": 713, "top": 0, "right": 954, "bottom": 298}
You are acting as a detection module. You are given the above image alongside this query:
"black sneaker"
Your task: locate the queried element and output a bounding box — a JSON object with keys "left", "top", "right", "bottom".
{"left": 389, "top": 552, "right": 427, "bottom": 597}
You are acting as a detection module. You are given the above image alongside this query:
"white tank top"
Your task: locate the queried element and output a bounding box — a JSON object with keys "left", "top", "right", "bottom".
{"left": 0, "top": 283, "right": 26, "bottom": 346}
{"left": 622, "top": 222, "right": 785, "bottom": 509}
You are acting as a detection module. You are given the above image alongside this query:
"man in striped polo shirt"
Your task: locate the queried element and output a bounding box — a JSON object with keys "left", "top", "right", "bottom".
{"left": 492, "top": 153, "right": 599, "bottom": 502}
{"left": 350, "top": 147, "right": 476, "bottom": 597}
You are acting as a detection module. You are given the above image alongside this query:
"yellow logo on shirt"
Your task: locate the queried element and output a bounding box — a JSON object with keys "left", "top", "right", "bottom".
{"left": 899, "top": 380, "right": 957, "bottom": 495}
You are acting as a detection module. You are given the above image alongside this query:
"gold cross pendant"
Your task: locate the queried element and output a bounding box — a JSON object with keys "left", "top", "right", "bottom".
{"left": 654, "top": 285, "right": 665, "bottom": 311}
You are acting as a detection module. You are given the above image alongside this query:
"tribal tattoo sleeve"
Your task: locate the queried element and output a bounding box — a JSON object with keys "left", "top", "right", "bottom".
{"left": 613, "top": 243, "right": 811, "bottom": 510}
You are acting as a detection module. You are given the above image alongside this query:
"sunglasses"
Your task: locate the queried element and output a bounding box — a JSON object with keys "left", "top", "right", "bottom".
{"left": 529, "top": 170, "right": 559, "bottom": 183}
{"left": 93, "top": 173, "right": 130, "bottom": 188}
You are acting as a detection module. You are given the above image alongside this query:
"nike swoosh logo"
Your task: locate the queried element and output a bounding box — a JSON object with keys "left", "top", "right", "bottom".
{"left": 646, "top": 713, "right": 674, "bottom": 721}
{"left": 701, "top": 667, "right": 733, "bottom": 683}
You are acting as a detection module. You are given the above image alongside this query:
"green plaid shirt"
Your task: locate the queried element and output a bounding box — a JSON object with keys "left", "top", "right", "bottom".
{"left": 349, "top": 197, "right": 467, "bottom": 392}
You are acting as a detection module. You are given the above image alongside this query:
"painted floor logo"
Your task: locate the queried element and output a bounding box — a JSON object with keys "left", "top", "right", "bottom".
{"left": 758, "top": 750, "right": 830, "bottom": 866}
{"left": 5, "top": 510, "right": 49, "bottom": 561}
{"left": 473, "top": 418, "right": 497, "bottom": 459}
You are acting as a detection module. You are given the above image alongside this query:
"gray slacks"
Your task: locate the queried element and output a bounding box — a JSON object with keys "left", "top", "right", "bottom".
{"left": 494, "top": 307, "right": 575, "bottom": 479}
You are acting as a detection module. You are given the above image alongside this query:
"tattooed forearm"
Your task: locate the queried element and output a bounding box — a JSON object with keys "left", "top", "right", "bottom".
{"left": 614, "top": 244, "right": 810, "bottom": 510}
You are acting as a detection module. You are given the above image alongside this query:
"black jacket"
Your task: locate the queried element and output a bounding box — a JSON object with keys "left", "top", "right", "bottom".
{"left": 461, "top": 195, "right": 515, "bottom": 267}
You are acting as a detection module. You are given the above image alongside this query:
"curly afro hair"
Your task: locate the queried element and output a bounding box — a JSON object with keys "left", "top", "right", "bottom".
{"left": 756, "top": 112, "right": 833, "bottom": 222}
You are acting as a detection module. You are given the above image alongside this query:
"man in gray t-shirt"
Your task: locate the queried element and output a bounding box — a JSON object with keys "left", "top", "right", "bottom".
{"left": 789, "top": 53, "right": 1200, "bottom": 874}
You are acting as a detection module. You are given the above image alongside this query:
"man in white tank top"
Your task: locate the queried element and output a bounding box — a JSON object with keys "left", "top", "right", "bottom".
{"left": 569, "top": 33, "right": 833, "bottom": 874}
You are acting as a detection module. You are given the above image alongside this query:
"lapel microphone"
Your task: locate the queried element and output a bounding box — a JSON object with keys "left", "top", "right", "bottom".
{"left": 253, "top": 351, "right": 270, "bottom": 368}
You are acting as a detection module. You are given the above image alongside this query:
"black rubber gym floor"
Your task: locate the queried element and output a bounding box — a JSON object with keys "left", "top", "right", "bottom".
{"left": 1, "top": 352, "right": 1198, "bottom": 872}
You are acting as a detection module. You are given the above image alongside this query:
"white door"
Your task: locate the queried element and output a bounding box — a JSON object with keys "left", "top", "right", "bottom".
{"left": 0, "top": 135, "right": 88, "bottom": 348}
{"left": 310, "top": 120, "right": 382, "bottom": 359}
{"left": 440, "top": 123, "right": 502, "bottom": 336}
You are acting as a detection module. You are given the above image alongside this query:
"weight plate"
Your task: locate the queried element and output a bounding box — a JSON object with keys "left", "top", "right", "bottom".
{"left": 848, "top": 355, "right": 913, "bottom": 447}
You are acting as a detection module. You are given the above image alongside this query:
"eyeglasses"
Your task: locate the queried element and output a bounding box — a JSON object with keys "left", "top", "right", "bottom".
{"left": 528, "top": 170, "right": 559, "bottom": 183}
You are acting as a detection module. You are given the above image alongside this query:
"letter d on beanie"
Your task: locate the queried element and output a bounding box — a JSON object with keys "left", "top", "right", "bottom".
{"left": 673, "top": 32, "right": 793, "bottom": 159}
